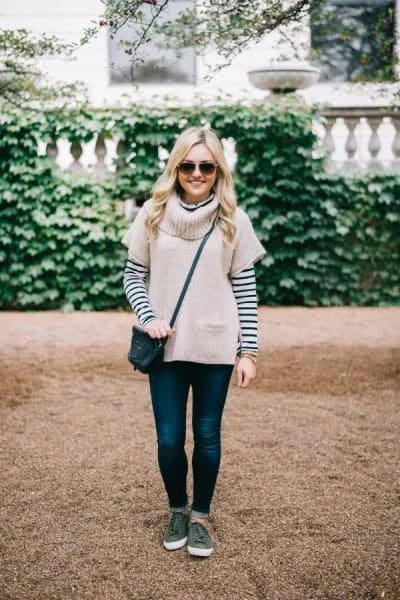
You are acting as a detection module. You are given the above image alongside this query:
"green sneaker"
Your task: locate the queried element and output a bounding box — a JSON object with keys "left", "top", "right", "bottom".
{"left": 187, "top": 520, "right": 213, "bottom": 557}
{"left": 163, "top": 511, "right": 189, "bottom": 551}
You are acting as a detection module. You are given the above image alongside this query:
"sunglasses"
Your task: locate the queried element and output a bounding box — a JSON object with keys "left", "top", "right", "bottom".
{"left": 178, "top": 161, "right": 218, "bottom": 176}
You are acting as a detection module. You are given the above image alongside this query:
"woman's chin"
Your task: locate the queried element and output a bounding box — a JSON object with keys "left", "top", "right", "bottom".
{"left": 184, "top": 186, "right": 211, "bottom": 200}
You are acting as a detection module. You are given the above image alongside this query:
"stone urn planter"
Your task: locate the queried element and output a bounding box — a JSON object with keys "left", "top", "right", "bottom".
{"left": 248, "top": 61, "right": 321, "bottom": 103}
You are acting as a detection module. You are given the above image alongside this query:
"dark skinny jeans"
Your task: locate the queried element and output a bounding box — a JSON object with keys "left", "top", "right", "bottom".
{"left": 149, "top": 360, "right": 234, "bottom": 515}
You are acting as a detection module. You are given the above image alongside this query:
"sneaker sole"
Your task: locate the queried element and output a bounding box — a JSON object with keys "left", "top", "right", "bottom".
{"left": 187, "top": 545, "right": 213, "bottom": 557}
{"left": 163, "top": 536, "right": 187, "bottom": 551}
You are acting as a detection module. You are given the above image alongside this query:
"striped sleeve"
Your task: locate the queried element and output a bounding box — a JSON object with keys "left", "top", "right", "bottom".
{"left": 123, "top": 259, "right": 156, "bottom": 327}
{"left": 231, "top": 265, "right": 259, "bottom": 354}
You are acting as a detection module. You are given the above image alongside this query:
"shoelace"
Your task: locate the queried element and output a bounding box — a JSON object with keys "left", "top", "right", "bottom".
{"left": 169, "top": 512, "right": 185, "bottom": 536}
{"left": 190, "top": 521, "right": 209, "bottom": 545}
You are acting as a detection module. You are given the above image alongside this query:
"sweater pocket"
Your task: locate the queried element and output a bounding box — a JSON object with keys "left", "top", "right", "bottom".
{"left": 199, "top": 320, "right": 228, "bottom": 330}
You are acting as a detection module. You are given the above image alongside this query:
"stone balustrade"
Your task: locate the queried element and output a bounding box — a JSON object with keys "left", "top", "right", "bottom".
{"left": 317, "top": 106, "right": 400, "bottom": 174}
{"left": 42, "top": 106, "right": 400, "bottom": 176}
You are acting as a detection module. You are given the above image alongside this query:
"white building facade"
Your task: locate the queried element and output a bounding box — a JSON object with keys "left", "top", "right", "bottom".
{"left": 2, "top": 0, "right": 400, "bottom": 106}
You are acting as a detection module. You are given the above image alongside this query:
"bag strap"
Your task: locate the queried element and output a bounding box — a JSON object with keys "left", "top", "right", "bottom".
{"left": 169, "top": 211, "right": 219, "bottom": 328}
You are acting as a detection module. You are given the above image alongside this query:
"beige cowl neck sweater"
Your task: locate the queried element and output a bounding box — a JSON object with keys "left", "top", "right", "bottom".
{"left": 122, "top": 191, "right": 266, "bottom": 364}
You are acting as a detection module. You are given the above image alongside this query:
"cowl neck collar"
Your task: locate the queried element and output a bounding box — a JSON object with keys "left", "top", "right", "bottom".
{"left": 179, "top": 191, "right": 214, "bottom": 211}
{"left": 158, "top": 190, "right": 220, "bottom": 240}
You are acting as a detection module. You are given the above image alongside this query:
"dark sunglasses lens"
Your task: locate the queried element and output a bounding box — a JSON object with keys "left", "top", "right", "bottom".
{"left": 179, "top": 162, "right": 195, "bottom": 174}
{"left": 200, "top": 163, "right": 216, "bottom": 175}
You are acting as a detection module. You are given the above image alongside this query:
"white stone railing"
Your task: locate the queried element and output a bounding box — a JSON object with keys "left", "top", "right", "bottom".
{"left": 41, "top": 106, "right": 400, "bottom": 177}
{"left": 42, "top": 135, "right": 121, "bottom": 174}
{"left": 316, "top": 106, "right": 400, "bottom": 174}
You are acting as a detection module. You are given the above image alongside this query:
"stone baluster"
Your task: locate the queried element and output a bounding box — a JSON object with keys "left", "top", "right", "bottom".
{"left": 343, "top": 117, "right": 360, "bottom": 174}
{"left": 70, "top": 141, "right": 84, "bottom": 171}
{"left": 118, "top": 138, "right": 139, "bottom": 220}
{"left": 94, "top": 132, "right": 108, "bottom": 175}
{"left": 46, "top": 140, "right": 59, "bottom": 162}
{"left": 366, "top": 116, "right": 383, "bottom": 171}
{"left": 116, "top": 138, "right": 127, "bottom": 172}
{"left": 391, "top": 116, "right": 400, "bottom": 172}
{"left": 321, "top": 116, "right": 337, "bottom": 174}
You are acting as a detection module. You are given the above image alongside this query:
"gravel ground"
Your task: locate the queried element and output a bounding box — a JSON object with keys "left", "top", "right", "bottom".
{"left": 0, "top": 307, "right": 399, "bottom": 600}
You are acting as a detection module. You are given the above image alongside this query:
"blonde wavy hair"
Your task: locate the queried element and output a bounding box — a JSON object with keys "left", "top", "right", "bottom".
{"left": 145, "top": 126, "right": 237, "bottom": 244}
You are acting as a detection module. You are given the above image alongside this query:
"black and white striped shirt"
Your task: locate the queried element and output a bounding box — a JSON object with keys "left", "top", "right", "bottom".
{"left": 123, "top": 259, "right": 259, "bottom": 354}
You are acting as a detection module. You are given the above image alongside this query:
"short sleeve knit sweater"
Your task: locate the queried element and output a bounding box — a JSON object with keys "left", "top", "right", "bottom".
{"left": 121, "top": 191, "right": 266, "bottom": 364}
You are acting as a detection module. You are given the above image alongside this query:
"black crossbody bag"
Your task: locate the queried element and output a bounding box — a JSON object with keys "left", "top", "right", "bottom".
{"left": 127, "top": 213, "right": 218, "bottom": 374}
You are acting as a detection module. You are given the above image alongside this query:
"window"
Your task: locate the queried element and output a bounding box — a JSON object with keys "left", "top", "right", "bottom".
{"left": 108, "top": 0, "right": 196, "bottom": 84}
{"left": 310, "top": 0, "right": 396, "bottom": 82}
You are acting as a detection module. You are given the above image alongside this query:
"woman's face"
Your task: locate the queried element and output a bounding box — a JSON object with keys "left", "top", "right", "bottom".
{"left": 177, "top": 143, "right": 218, "bottom": 204}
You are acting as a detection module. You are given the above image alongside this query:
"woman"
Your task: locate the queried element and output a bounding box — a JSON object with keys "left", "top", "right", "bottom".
{"left": 122, "top": 126, "right": 265, "bottom": 558}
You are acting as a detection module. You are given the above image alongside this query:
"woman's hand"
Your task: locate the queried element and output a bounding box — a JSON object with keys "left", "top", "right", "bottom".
{"left": 237, "top": 357, "right": 256, "bottom": 388}
{"left": 144, "top": 319, "right": 176, "bottom": 340}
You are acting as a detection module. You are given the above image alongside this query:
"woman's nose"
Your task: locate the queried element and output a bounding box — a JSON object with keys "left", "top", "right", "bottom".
{"left": 192, "top": 164, "right": 202, "bottom": 176}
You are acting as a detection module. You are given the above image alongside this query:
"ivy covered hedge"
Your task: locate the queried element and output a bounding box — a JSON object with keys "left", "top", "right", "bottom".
{"left": 0, "top": 110, "right": 126, "bottom": 310}
{"left": 0, "top": 102, "right": 399, "bottom": 310}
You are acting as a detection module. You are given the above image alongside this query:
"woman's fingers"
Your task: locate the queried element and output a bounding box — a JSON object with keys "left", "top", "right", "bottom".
{"left": 237, "top": 365, "right": 245, "bottom": 387}
{"left": 144, "top": 319, "right": 176, "bottom": 339}
{"left": 237, "top": 359, "right": 256, "bottom": 388}
{"left": 148, "top": 324, "right": 165, "bottom": 339}
{"left": 238, "top": 370, "right": 249, "bottom": 388}
{"left": 161, "top": 322, "right": 176, "bottom": 338}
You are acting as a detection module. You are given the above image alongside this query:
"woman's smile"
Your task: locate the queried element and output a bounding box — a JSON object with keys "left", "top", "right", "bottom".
{"left": 188, "top": 180, "right": 206, "bottom": 186}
